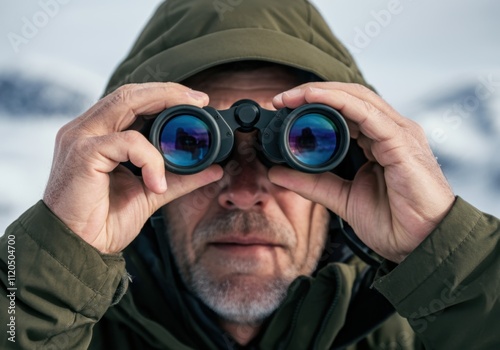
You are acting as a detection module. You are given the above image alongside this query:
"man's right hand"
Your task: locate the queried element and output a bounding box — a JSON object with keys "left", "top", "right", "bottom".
{"left": 43, "top": 83, "right": 223, "bottom": 254}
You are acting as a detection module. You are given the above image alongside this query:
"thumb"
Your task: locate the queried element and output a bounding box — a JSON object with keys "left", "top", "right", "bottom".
{"left": 149, "top": 165, "right": 224, "bottom": 212}
{"left": 268, "top": 166, "right": 350, "bottom": 219}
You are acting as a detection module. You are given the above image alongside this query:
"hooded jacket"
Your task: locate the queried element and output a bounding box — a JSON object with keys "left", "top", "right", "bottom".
{"left": 1, "top": 1, "right": 500, "bottom": 349}
{"left": 104, "top": 0, "right": 372, "bottom": 93}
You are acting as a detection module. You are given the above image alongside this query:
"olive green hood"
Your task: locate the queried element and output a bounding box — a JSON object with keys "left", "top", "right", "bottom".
{"left": 104, "top": 0, "right": 371, "bottom": 94}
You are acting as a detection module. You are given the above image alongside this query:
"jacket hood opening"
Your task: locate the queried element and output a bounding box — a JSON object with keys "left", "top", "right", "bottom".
{"left": 104, "top": 0, "right": 374, "bottom": 95}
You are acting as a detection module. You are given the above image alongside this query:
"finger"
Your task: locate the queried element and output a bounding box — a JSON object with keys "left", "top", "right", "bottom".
{"left": 152, "top": 165, "right": 224, "bottom": 207}
{"left": 83, "top": 130, "right": 224, "bottom": 199}
{"left": 272, "top": 86, "right": 365, "bottom": 139}
{"left": 79, "top": 130, "right": 167, "bottom": 193}
{"left": 274, "top": 82, "right": 405, "bottom": 127}
{"left": 272, "top": 87, "right": 309, "bottom": 109}
{"left": 279, "top": 86, "right": 401, "bottom": 145}
{"left": 268, "top": 165, "right": 351, "bottom": 220}
{"left": 356, "top": 134, "right": 376, "bottom": 162}
{"left": 275, "top": 84, "right": 437, "bottom": 166}
{"left": 74, "top": 82, "right": 209, "bottom": 136}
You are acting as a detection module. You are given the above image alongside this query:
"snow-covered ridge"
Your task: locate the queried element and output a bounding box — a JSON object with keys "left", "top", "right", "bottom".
{"left": 403, "top": 74, "right": 500, "bottom": 217}
{"left": 0, "top": 70, "right": 92, "bottom": 233}
{"left": 0, "top": 69, "right": 93, "bottom": 117}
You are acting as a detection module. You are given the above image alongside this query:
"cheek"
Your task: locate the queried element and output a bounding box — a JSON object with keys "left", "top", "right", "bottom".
{"left": 278, "top": 193, "right": 329, "bottom": 268}
{"left": 280, "top": 193, "right": 316, "bottom": 237}
{"left": 299, "top": 205, "right": 329, "bottom": 274}
{"left": 308, "top": 205, "right": 330, "bottom": 256}
{"left": 163, "top": 189, "right": 212, "bottom": 261}
{"left": 166, "top": 185, "right": 216, "bottom": 233}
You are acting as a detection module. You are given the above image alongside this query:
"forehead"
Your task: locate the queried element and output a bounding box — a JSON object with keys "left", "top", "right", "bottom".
{"left": 182, "top": 64, "right": 306, "bottom": 109}
{"left": 182, "top": 62, "right": 305, "bottom": 87}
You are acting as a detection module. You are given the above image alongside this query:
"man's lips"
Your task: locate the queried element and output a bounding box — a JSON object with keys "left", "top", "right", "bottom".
{"left": 207, "top": 236, "right": 284, "bottom": 254}
{"left": 209, "top": 236, "right": 283, "bottom": 247}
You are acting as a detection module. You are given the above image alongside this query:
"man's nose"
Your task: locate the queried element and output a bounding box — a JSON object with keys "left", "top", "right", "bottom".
{"left": 217, "top": 147, "right": 271, "bottom": 211}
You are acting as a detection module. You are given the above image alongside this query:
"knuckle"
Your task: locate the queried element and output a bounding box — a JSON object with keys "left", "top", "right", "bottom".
{"left": 406, "top": 119, "right": 426, "bottom": 137}
{"left": 121, "top": 129, "right": 144, "bottom": 144}
{"left": 362, "top": 99, "right": 379, "bottom": 117}
{"left": 155, "top": 81, "right": 185, "bottom": 96}
{"left": 352, "top": 83, "right": 372, "bottom": 95}
{"left": 91, "top": 84, "right": 140, "bottom": 119}
{"left": 55, "top": 121, "right": 80, "bottom": 148}
{"left": 414, "top": 121, "right": 426, "bottom": 135}
{"left": 73, "top": 136, "right": 97, "bottom": 155}
{"left": 109, "top": 84, "right": 136, "bottom": 105}
{"left": 352, "top": 83, "right": 382, "bottom": 103}
{"left": 162, "top": 81, "right": 181, "bottom": 89}
{"left": 115, "top": 83, "right": 138, "bottom": 93}
{"left": 55, "top": 124, "right": 69, "bottom": 144}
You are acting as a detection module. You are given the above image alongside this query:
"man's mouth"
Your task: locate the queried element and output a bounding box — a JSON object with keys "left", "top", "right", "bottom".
{"left": 208, "top": 236, "right": 283, "bottom": 253}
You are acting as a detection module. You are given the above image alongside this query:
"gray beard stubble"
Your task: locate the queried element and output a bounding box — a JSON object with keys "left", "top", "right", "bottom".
{"left": 168, "top": 210, "right": 302, "bottom": 324}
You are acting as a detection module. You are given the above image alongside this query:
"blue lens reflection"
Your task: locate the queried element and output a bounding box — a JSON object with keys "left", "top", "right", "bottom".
{"left": 288, "top": 114, "right": 338, "bottom": 166}
{"left": 160, "top": 115, "right": 211, "bottom": 167}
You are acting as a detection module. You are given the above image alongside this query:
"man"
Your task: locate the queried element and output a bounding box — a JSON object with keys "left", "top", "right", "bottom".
{"left": 1, "top": 0, "right": 499, "bottom": 349}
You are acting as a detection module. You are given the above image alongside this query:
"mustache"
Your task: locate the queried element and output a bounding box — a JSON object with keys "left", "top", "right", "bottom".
{"left": 192, "top": 210, "right": 296, "bottom": 250}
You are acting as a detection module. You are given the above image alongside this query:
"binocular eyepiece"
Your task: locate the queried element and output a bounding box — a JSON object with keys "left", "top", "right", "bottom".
{"left": 150, "top": 100, "right": 350, "bottom": 174}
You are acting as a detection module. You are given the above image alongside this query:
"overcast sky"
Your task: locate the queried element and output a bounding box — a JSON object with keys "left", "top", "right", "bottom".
{"left": 2, "top": 0, "right": 499, "bottom": 106}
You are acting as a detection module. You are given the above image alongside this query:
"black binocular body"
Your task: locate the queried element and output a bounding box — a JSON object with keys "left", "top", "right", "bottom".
{"left": 146, "top": 100, "right": 378, "bottom": 266}
{"left": 149, "top": 100, "right": 351, "bottom": 174}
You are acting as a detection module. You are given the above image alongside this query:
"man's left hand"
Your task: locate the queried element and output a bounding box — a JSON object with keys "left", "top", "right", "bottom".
{"left": 270, "top": 82, "right": 455, "bottom": 263}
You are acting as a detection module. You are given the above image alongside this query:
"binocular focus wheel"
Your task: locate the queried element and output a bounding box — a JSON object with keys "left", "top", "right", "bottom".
{"left": 149, "top": 101, "right": 350, "bottom": 174}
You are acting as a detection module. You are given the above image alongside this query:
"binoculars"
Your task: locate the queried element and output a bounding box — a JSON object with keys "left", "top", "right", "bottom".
{"left": 150, "top": 100, "right": 350, "bottom": 174}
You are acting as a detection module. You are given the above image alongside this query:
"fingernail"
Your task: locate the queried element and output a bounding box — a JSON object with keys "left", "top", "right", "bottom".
{"left": 187, "top": 89, "right": 207, "bottom": 100}
{"left": 273, "top": 93, "right": 283, "bottom": 101}
{"left": 307, "top": 87, "right": 323, "bottom": 94}
{"left": 159, "top": 174, "right": 167, "bottom": 192}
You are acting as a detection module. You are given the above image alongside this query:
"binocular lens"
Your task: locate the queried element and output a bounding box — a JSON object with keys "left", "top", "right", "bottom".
{"left": 159, "top": 115, "right": 212, "bottom": 167}
{"left": 288, "top": 113, "right": 338, "bottom": 166}
{"left": 150, "top": 101, "right": 349, "bottom": 174}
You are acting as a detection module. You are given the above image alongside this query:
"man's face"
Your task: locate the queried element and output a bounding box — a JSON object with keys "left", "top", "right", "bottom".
{"left": 163, "top": 66, "right": 330, "bottom": 324}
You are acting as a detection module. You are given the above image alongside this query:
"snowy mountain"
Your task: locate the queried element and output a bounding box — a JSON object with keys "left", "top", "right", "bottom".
{"left": 403, "top": 75, "right": 500, "bottom": 217}
{"left": 0, "top": 70, "right": 93, "bottom": 117}
{"left": 0, "top": 71, "right": 93, "bottom": 233}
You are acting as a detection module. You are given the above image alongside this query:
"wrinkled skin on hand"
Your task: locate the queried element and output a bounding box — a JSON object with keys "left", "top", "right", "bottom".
{"left": 43, "top": 83, "right": 223, "bottom": 254}
{"left": 270, "top": 82, "right": 455, "bottom": 263}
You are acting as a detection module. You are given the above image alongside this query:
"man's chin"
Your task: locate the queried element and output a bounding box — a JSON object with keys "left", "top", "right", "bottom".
{"left": 190, "top": 271, "right": 293, "bottom": 324}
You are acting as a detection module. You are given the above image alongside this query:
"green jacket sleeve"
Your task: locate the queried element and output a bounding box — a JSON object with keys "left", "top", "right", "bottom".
{"left": 373, "top": 197, "right": 500, "bottom": 349}
{"left": 0, "top": 201, "right": 128, "bottom": 350}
